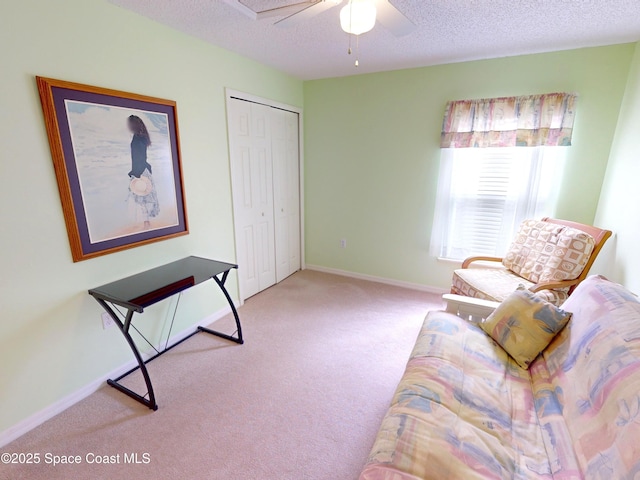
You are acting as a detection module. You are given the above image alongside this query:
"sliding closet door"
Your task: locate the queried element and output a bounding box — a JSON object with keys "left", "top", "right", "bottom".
{"left": 272, "top": 109, "right": 301, "bottom": 282}
{"left": 285, "top": 111, "right": 302, "bottom": 275}
{"left": 228, "top": 99, "right": 276, "bottom": 299}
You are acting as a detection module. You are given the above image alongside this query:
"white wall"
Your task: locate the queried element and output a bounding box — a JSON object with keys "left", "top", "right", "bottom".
{"left": 594, "top": 42, "right": 640, "bottom": 294}
{"left": 0, "top": 0, "right": 302, "bottom": 437}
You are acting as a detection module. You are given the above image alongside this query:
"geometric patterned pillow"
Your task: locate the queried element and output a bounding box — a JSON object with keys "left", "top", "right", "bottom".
{"left": 502, "top": 219, "right": 595, "bottom": 284}
{"left": 480, "top": 286, "right": 573, "bottom": 369}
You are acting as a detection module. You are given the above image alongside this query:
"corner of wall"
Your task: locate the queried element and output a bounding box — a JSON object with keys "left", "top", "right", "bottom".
{"left": 592, "top": 41, "right": 640, "bottom": 293}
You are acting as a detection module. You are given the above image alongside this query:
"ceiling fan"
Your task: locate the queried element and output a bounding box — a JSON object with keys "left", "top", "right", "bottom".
{"left": 224, "top": 0, "right": 416, "bottom": 37}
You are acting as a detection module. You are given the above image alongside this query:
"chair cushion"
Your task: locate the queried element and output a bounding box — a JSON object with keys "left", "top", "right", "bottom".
{"left": 452, "top": 267, "right": 569, "bottom": 306}
{"left": 502, "top": 219, "right": 595, "bottom": 284}
{"left": 480, "top": 287, "right": 572, "bottom": 369}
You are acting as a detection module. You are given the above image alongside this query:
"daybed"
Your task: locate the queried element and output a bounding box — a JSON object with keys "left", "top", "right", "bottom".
{"left": 360, "top": 275, "right": 640, "bottom": 479}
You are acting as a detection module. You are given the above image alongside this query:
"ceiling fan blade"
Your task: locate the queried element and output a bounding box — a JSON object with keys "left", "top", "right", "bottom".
{"left": 221, "top": 0, "right": 257, "bottom": 19}
{"left": 275, "top": 0, "right": 340, "bottom": 28}
{"left": 258, "top": 2, "right": 318, "bottom": 20}
{"left": 374, "top": 0, "right": 416, "bottom": 37}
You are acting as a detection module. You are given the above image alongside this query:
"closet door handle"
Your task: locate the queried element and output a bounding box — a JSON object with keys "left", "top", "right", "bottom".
{"left": 261, "top": 212, "right": 265, "bottom": 217}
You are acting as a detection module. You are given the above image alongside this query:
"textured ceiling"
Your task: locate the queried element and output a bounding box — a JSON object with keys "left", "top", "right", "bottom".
{"left": 108, "top": 0, "right": 640, "bottom": 80}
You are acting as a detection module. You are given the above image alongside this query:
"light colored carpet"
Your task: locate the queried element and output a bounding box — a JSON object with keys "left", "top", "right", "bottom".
{"left": 2, "top": 270, "right": 444, "bottom": 480}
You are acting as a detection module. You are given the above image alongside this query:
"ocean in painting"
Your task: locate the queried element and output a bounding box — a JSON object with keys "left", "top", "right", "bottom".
{"left": 65, "top": 100, "right": 180, "bottom": 243}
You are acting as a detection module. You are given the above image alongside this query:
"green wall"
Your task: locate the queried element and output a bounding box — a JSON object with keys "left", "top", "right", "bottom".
{"left": 303, "top": 45, "right": 634, "bottom": 289}
{"left": 594, "top": 42, "right": 640, "bottom": 294}
{"left": 0, "top": 0, "right": 302, "bottom": 436}
{"left": 1, "top": 0, "right": 637, "bottom": 443}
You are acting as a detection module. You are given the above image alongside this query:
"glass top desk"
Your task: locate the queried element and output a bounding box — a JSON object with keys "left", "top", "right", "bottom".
{"left": 89, "top": 256, "right": 243, "bottom": 410}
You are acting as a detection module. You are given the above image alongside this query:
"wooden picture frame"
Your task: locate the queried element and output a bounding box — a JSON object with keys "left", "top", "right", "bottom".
{"left": 36, "top": 77, "right": 188, "bottom": 262}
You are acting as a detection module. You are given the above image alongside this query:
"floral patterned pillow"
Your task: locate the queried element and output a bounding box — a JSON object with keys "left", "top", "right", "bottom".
{"left": 502, "top": 219, "right": 595, "bottom": 284}
{"left": 480, "top": 287, "right": 572, "bottom": 369}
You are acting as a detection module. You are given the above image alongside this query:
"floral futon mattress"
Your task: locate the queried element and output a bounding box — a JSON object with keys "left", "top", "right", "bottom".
{"left": 360, "top": 276, "right": 640, "bottom": 479}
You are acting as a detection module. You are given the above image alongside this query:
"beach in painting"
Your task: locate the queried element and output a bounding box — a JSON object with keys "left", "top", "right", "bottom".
{"left": 65, "top": 100, "right": 179, "bottom": 244}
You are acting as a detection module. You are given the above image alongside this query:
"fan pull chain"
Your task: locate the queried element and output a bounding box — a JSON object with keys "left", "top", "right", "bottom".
{"left": 347, "top": 34, "right": 360, "bottom": 67}
{"left": 345, "top": 1, "right": 359, "bottom": 68}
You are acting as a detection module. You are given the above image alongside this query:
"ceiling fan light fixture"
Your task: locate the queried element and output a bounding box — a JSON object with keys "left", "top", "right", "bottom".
{"left": 340, "top": 0, "right": 377, "bottom": 35}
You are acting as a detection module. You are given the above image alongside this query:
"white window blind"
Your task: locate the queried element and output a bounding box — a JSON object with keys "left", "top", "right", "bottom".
{"left": 455, "top": 151, "right": 511, "bottom": 255}
{"left": 430, "top": 147, "right": 565, "bottom": 261}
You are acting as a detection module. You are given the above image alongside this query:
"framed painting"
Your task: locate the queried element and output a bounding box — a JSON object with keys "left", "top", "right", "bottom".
{"left": 36, "top": 77, "right": 188, "bottom": 262}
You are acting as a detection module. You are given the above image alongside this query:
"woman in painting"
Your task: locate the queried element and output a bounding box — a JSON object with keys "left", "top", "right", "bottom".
{"left": 127, "top": 115, "right": 159, "bottom": 230}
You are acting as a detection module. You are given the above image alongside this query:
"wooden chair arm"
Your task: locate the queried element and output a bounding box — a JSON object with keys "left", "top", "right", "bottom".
{"left": 461, "top": 256, "right": 503, "bottom": 269}
{"left": 528, "top": 278, "right": 581, "bottom": 293}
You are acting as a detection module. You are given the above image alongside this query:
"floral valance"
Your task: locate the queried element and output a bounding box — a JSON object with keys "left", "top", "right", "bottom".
{"left": 440, "top": 92, "right": 577, "bottom": 148}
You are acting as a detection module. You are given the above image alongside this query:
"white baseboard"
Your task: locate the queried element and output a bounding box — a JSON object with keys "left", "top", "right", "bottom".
{"left": 0, "top": 306, "right": 232, "bottom": 448}
{"left": 305, "top": 264, "right": 448, "bottom": 295}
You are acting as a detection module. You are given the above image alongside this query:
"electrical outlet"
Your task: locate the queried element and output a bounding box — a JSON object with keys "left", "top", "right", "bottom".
{"left": 101, "top": 312, "right": 115, "bottom": 330}
{"left": 340, "top": 239, "right": 347, "bottom": 249}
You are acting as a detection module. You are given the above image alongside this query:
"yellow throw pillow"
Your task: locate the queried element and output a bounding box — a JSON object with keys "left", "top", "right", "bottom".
{"left": 480, "top": 287, "right": 572, "bottom": 369}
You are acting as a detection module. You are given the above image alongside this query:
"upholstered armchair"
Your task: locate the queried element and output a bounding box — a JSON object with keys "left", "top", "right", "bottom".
{"left": 451, "top": 217, "right": 612, "bottom": 306}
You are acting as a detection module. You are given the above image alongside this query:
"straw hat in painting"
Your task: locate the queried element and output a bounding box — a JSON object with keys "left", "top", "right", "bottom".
{"left": 130, "top": 176, "right": 153, "bottom": 196}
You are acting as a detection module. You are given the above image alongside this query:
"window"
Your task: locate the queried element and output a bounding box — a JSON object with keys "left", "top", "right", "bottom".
{"left": 432, "top": 92, "right": 577, "bottom": 261}
{"left": 430, "top": 146, "right": 566, "bottom": 261}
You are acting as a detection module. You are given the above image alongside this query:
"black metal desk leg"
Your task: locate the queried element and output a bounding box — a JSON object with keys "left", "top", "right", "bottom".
{"left": 96, "top": 299, "right": 158, "bottom": 410}
{"left": 198, "top": 274, "right": 244, "bottom": 344}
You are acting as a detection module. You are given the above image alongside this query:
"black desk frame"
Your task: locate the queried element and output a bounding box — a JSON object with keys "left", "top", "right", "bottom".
{"left": 89, "top": 262, "right": 243, "bottom": 411}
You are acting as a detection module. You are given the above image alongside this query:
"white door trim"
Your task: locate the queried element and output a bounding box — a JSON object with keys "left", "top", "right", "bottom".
{"left": 225, "top": 89, "right": 305, "bottom": 305}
